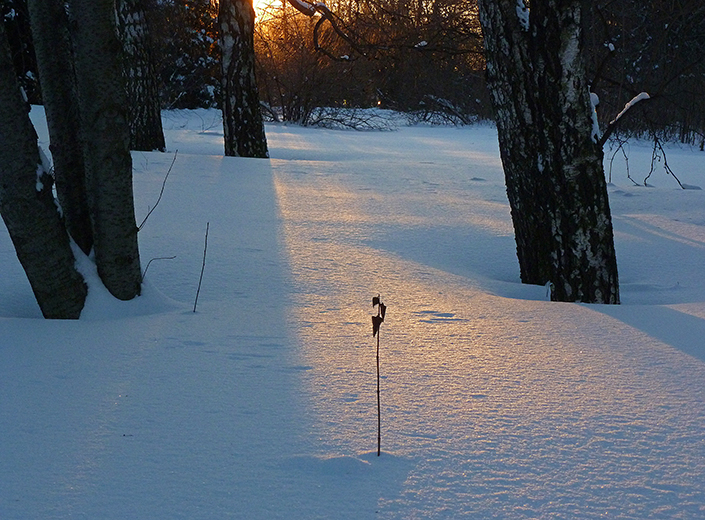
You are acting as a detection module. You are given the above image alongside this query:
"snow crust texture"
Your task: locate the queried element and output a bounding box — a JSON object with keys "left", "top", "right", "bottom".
{"left": 1, "top": 108, "right": 705, "bottom": 519}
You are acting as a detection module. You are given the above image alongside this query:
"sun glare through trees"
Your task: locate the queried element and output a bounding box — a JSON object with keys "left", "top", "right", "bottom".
{"left": 253, "top": 0, "right": 282, "bottom": 20}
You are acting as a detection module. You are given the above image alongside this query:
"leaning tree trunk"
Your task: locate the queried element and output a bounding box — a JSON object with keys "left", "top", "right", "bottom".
{"left": 69, "top": 0, "right": 142, "bottom": 300}
{"left": 0, "top": 22, "right": 87, "bottom": 319}
{"left": 27, "top": 0, "right": 93, "bottom": 255}
{"left": 478, "top": 0, "right": 619, "bottom": 304}
{"left": 117, "top": 0, "right": 166, "bottom": 152}
{"left": 219, "top": 0, "right": 269, "bottom": 158}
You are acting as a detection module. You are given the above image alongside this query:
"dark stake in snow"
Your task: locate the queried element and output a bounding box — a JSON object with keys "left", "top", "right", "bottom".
{"left": 372, "top": 295, "right": 386, "bottom": 456}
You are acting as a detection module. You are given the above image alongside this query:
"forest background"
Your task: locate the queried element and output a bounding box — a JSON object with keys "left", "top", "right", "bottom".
{"left": 3, "top": 0, "right": 704, "bottom": 145}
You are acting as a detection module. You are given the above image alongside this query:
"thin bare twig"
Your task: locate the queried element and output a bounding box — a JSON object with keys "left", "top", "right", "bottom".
{"left": 645, "top": 137, "right": 685, "bottom": 188}
{"left": 141, "top": 256, "right": 177, "bottom": 281}
{"left": 138, "top": 150, "right": 178, "bottom": 231}
{"left": 607, "top": 135, "right": 638, "bottom": 186}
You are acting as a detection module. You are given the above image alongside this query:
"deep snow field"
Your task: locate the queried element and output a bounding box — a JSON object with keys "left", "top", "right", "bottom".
{"left": 2, "top": 107, "right": 705, "bottom": 519}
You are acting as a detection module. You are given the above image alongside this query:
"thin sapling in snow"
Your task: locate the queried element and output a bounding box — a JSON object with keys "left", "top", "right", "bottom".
{"left": 644, "top": 137, "right": 688, "bottom": 189}
{"left": 193, "top": 222, "right": 209, "bottom": 312}
{"left": 139, "top": 150, "right": 178, "bottom": 231}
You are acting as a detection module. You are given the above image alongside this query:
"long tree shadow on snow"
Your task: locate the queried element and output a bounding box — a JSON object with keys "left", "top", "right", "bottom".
{"left": 363, "top": 223, "right": 548, "bottom": 301}
{"left": 597, "top": 304, "right": 705, "bottom": 363}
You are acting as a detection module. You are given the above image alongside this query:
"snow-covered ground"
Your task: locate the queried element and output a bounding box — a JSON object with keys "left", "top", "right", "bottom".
{"left": 2, "top": 108, "right": 704, "bottom": 519}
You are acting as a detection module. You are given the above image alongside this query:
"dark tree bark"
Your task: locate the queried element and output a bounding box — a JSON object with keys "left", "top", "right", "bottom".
{"left": 27, "top": 0, "right": 93, "bottom": 255}
{"left": 0, "top": 21, "right": 87, "bottom": 319}
{"left": 1, "top": 0, "right": 42, "bottom": 103}
{"left": 219, "top": 0, "right": 269, "bottom": 158}
{"left": 117, "top": 0, "right": 166, "bottom": 152}
{"left": 69, "top": 0, "right": 142, "bottom": 300}
{"left": 478, "top": 0, "right": 619, "bottom": 304}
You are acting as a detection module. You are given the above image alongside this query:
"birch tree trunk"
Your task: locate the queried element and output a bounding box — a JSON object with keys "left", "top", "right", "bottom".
{"left": 27, "top": 0, "right": 93, "bottom": 255}
{"left": 117, "top": 0, "right": 166, "bottom": 152}
{"left": 219, "top": 0, "right": 269, "bottom": 158}
{"left": 478, "top": 0, "right": 619, "bottom": 304}
{"left": 70, "top": 0, "right": 142, "bottom": 300}
{"left": 0, "top": 21, "right": 87, "bottom": 319}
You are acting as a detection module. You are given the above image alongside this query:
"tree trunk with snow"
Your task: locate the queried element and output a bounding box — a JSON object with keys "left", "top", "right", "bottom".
{"left": 219, "top": 0, "right": 269, "bottom": 158}
{"left": 117, "top": 0, "right": 166, "bottom": 152}
{"left": 478, "top": 0, "right": 619, "bottom": 304}
{"left": 70, "top": 0, "right": 142, "bottom": 300}
{"left": 0, "top": 21, "right": 87, "bottom": 319}
{"left": 27, "top": 0, "right": 94, "bottom": 255}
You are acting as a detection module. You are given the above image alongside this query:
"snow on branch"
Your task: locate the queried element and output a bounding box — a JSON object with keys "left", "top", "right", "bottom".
{"left": 599, "top": 92, "right": 651, "bottom": 147}
{"left": 590, "top": 92, "right": 601, "bottom": 144}
{"left": 610, "top": 92, "right": 650, "bottom": 125}
{"left": 288, "top": 0, "right": 316, "bottom": 16}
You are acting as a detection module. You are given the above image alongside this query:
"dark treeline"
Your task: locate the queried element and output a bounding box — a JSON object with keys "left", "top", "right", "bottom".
{"left": 2, "top": 0, "right": 703, "bottom": 143}
{"left": 1, "top": 0, "right": 220, "bottom": 109}
{"left": 584, "top": 0, "right": 705, "bottom": 147}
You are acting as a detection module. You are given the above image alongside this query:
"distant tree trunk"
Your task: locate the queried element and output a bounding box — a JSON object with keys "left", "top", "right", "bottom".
{"left": 117, "top": 0, "right": 166, "bottom": 152}
{"left": 478, "top": 0, "right": 619, "bottom": 304}
{"left": 70, "top": 0, "right": 142, "bottom": 300}
{"left": 219, "top": 0, "right": 269, "bottom": 157}
{"left": 0, "top": 21, "right": 87, "bottom": 319}
{"left": 27, "top": 0, "right": 93, "bottom": 255}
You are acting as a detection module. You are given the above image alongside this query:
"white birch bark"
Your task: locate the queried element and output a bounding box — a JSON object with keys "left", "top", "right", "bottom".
{"left": 478, "top": 0, "right": 619, "bottom": 303}
{"left": 219, "top": 0, "right": 269, "bottom": 158}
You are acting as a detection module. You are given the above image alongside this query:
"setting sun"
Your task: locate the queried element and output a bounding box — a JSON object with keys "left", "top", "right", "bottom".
{"left": 253, "top": 0, "right": 283, "bottom": 20}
